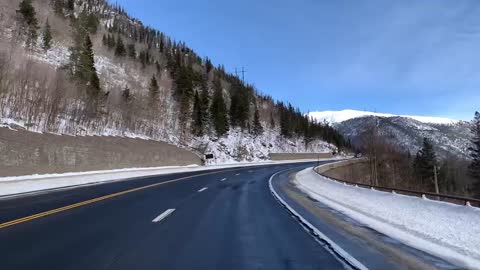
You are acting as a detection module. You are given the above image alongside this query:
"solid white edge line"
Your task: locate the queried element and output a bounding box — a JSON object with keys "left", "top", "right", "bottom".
{"left": 152, "top": 208, "right": 175, "bottom": 223}
{"left": 198, "top": 187, "right": 208, "bottom": 192}
{"left": 268, "top": 169, "right": 369, "bottom": 270}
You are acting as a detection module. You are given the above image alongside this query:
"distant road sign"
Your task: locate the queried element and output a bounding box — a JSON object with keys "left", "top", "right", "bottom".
{"left": 205, "top": 154, "right": 214, "bottom": 159}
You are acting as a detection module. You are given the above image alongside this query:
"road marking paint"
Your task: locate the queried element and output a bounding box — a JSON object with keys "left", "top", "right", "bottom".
{"left": 0, "top": 169, "right": 243, "bottom": 230}
{"left": 152, "top": 209, "right": 175, "bottom": 223}
{"left": 198, "top": 187, "right": 208, "bottom": 192}
{"left": 220, "top": 178, "right": 227, "bottom": 182}
{"left": 235, "top": 173, "right": 241, "bottom": 176}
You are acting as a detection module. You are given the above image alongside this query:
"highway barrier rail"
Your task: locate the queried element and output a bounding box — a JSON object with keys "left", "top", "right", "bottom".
{"left": 314, "top": 161, "right": 480, "bottom": 208}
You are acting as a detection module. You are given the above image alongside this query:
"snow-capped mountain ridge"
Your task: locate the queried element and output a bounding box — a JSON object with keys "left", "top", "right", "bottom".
{"left": 332, "top": 115, "right": 472, "bottom": 159}
{"left": 309, "top": 109, "right": 458, "bottom": 125}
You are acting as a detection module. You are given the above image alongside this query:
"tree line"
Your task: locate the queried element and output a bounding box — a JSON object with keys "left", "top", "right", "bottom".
{"left": 358, "top": 113, "right": 480, "bottom": 199}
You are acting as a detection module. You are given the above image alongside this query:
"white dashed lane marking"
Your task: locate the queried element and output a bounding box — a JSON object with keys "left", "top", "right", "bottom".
{"left": 152, "top": 209, "right": 175, "bottom": 223}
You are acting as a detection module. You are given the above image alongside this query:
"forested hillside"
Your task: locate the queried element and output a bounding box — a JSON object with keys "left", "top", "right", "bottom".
{"left": 0, "top": 0, "right": 348, "bottom": 162}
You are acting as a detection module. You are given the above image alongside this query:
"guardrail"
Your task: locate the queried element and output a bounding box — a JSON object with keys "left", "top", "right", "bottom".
{"left": 314, "top": 165, "right": 480, "bottom": 208}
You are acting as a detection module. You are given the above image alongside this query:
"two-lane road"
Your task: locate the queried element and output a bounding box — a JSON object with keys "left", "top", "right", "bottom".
{"left": 0, "top": 162, "right": 348, "bottom": 270}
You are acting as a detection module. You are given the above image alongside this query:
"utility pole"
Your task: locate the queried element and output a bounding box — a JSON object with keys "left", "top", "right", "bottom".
{"left": 241, "top": 67, "right": 246, "bottom": 83}
{"left": 434, "top": 165, "right": 439, "bottom": 195}
{"left": 373, "top": 117, "right": 379, "bottom": 186}
{"left": 234, "top": 67, "right": 246, "bottom": 82}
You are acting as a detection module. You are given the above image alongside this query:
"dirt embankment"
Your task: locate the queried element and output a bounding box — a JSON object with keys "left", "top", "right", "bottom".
{"left": 320, "top": 159, "right": 371, "bottom": 184}
{"left": 0, "top": 128, "right": 201, "bottom": 177}
{"left": 269, "top": 153, "right": 333, "bottom": 161}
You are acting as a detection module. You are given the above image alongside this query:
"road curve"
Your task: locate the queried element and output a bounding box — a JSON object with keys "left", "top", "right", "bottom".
{"left": 0, "top": 161, "right": 348, "bottom": 270}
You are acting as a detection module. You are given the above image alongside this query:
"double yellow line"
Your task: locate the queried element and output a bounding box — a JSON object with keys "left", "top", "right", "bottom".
{"left": 0, "top": 170, "right": 230, "bottom": 230}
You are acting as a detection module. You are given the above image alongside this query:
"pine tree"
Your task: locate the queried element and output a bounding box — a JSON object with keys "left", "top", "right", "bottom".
{"left": 148, "top": 75, "right": 159, "bottom": 101}
{"left": 67, "top": 28, "right": 100, "bottom": 96}
{"left": 122, "top": 85, "right": 131, "bottom": 102}
{"left": 159, "top": 34, "right": 165, "bottom": 53}
{"left": 139, "top": 50, "right": 150, "bottom": 68}
{"left": 413, "top": 137, "right": 438, "bottom": 191}
{"left": 80, "top": 35, "right": 100, "bottom": 94}
{"left": 252, "top": 104, "right": 263, "bottom": 137}
{"left": 229, "top": 82, "right": 250, "bottom": 128}
{"left": 303, "top": 116, "right": 314, "bottom": 146}
{"left": 107, "top": 34, "right": 116, "bottom": 49}
{"left": 78, "top": 9, "right": 98, "bottom": 34}
{"left": 18, "top": 0, "right": 37, "bottom": 26}
{"left": 210, "top": 77, "right": 228, "bottom": 136}
{"left": 17, "top": 0, "right": 39, "bottom": 47}
{"left": 279, "top": 103, "right": 291, "bottom": 137}
{"left": 66, "top": 0, "right": 74, "bottom": 12}
{"left": 468, "top": 112, "right": 480, "bottom": 198}
{"left": 205, "top": 57, "right": 213, "bottom": 74}
{"left": 102, "top": 34, "right": 108, "bottom": 46}
{"left": 192, "top": 90, "right": 203, "bottom": 136}
{"left": 42, "top": 19, "right": 52, "bottom": 51}
{"left": 127, "top": 44, "right": 136, "bottom": 58}
{"left": 199, "top": 79, "right": 210, "bottom": 126}
{"left": 270, "top": 112, "right": 275, "bottom": 129}
{"left": 52, "top": 0, "right": 64, "bottom": 16}
{"left": 115, "top": 36, "right": 126, "bottom": 57}
{"left": 173, "top": 66, "right": 196, "bottom": 128}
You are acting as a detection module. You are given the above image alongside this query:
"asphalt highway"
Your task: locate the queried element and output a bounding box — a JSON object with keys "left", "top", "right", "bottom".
{"left": 0, "top": 161, "right": 349, "bottom": 270}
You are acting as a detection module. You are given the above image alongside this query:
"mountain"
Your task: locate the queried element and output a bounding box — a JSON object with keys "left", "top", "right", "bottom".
{"left": 0, "top": 0, "right": 345, "bottom": 162}
{"left": 309, "top": 109, "right": 458, "bottom": 125}
{"left": 309, "top": 110, "right": 472, "bottom": 159}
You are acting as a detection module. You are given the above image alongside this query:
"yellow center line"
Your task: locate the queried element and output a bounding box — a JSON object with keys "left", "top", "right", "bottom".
{"left": 0, "top": 169, "right": 236, "bottom": 230}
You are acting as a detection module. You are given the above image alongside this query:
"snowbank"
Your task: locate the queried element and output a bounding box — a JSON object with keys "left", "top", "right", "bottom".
{"left": 0, "top": 159, "right": 337, "bottom": 197}
{"left": 294, "top": 168, "right": 480, "bottom": 269}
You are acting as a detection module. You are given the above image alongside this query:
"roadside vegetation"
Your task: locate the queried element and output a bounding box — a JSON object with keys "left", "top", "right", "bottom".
{"left": 354, "top": 112, "right": 480, "bottom": 198}
{"left": 0, "top": 0, "right": 348, "bottom": 154}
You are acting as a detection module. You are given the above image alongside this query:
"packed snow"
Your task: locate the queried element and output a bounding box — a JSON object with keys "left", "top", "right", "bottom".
{"left": 294, "top": 168, "right": 480, "bottom": 269}
{"left": 188, "top": 128, "right": 337, "bottom": 164}
{"left": 0, "top": 159, "right": 341, "bottom": 197}
{"left": 309, "top": 109, "right": 458, "bottom": 125}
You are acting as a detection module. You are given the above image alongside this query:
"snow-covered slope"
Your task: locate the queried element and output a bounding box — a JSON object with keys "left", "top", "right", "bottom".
{"left": 0, "top": 0, "right": 340, "bottom": 164}
{"left": 309, "top": 109, "right": 458, "bottom": 125}
{"left": 336, "top": 115, "right": 472, "bottom": 159}
{"left": 189, "top": 128, "right": 337, "bottom": 164}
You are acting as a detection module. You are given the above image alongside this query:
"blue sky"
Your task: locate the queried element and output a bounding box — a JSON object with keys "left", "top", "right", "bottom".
{"left": 112, "top": 0, "right": 480, "bottom": 120}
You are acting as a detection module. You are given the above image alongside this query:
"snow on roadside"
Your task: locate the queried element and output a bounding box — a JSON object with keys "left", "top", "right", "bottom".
{"left": 189, "top": 128, "right": 338, "bottom": 164}
{"left": 0, "top": 159, "right": 336, "bottom": 197}
{"left": 294, "top": 168, "right": 480, "bottom": 270}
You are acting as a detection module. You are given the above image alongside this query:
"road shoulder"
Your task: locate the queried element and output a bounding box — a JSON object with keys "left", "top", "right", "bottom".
{"left": 271, "top": 167, "right": 456, "bottom": 270}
